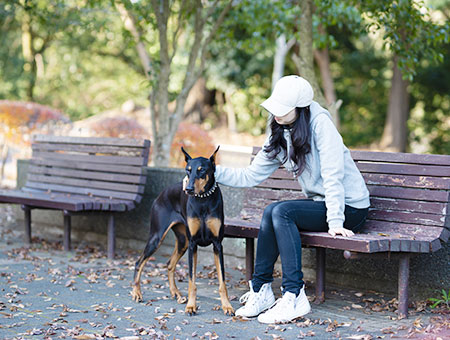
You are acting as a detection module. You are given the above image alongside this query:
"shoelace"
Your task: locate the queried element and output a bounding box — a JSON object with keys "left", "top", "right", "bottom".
{"left": 239, "top": 290, "right": 263, "bottom": 307}
{"left": 239, "top": 291, "right": 252, "bottom": 304}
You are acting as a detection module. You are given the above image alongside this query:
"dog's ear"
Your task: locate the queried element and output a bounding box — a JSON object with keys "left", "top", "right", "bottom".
{"left": 209, "top": 145, "right": 220, "bottom": 166}
{"left": 181, "top": 146, "right": 192, "bottom": 163}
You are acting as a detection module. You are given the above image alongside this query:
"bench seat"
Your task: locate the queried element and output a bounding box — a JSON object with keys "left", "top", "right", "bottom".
{"left": 0, "top": 135, "right": 150, "bottom": 258}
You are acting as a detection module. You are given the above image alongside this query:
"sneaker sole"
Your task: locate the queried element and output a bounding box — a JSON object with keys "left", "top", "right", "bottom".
{"left": 257, "top": 305, "right": 311, "bottom": 324}
{"left": 235, "top": 298, "right": 277, "bottom": 318}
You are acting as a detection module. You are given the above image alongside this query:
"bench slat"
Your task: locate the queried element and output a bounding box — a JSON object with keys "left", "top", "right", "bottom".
{"left": 28, "top": 165, "right": 145, "bottom": 185}
{"left": 362, "top": 220, "right": 446, "bottom": 239}
{"left": 370, "top": 197, "right": 447, "bottom": 215}
{"left": 32, "top": 151, "right": 147, "bottom": 166}
{"left": 224, "top": 218, "right": 260, "bottom": 238}
{"left": 362, "top": 173, "right": 450, "bottom": 190}
{"left": 256, "top": 178, "right": 302, "bottom": 190}
{"left": 351, "top": 150, "right": 450, "bottom": 166}
{"left": 32, "top": 142, "right": 148, "bottom": 156}
{"left": 0, "top": 189, "right": 86, "bottom": 211}
{"left": 25, "top": 181, "right": 140, "bottom": 201}
{"left": 299, "top": 232, "right": 390, "bottom": 253}
{"left": 356, "top": 162, "right": 450, "bottom": 177}
{"left": 22, "top": 187, "right": 97, "bottom": 210}
{"left": 27, "top": 174, "right": 144, "bottom": 194}
{"left": 367, "top": 209, "right": 446, "bottom": 227}
{"left": 33, "top": 134, "right": 151, "bottom": 148}
{"left": 245, "top": 187, "right": 306, "bottom": 200}
{"left": 22, "top": 188, "right": 136, "bottom": 211}
{"left": 31, "top": 158, "right": 145, "bottom": 176}
{"left": 368, "top": 185, "right": 449, "bottom": 202}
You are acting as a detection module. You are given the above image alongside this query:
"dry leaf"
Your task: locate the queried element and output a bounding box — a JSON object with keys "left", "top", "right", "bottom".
{"left": 351, "top": 303, "right": 363, "bottom": 309}
{"left": 346, "top": 335, "right": 373, "bottom": 340}
{"left": 73, "top": 335, "right": 96, "bottom": 340}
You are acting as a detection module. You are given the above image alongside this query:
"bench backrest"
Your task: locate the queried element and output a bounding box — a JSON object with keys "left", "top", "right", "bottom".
{"left": 241, "top": 147, "right": 450, "bottom": 251}
{"left": 25, "top": 135, "right": 150, "bottom": 205}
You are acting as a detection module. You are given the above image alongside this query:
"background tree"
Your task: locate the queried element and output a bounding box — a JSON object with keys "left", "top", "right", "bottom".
{"left": 114, "top": 0, "right": 233, "bottom": 166}
{"left": 3, "top": 0, "right": 82, "bottom": 101}
{"left": 359, "top": 0, "right": 449, "bottom": 152}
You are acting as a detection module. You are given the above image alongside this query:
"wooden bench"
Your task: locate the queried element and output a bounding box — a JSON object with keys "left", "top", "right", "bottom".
{"left": 0, "top": 135, "right": 150, "bottom": 259}
{"left": 224, "top": 147, "right": 450, "bottom": 318}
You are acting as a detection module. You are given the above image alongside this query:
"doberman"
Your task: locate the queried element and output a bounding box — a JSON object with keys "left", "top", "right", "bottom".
{"left": 131, "top": 146, "right": 234, "bottom": 316}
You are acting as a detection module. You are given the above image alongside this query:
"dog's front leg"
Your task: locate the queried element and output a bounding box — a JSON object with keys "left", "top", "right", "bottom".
{"left": 185, "top": 243, "right": 198, "bottom": 315}
{"left": 213, "top": 242, "right": 235, "bottom": 315}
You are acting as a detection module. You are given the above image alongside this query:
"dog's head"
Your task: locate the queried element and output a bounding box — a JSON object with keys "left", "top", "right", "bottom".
{"left": 181, "top": 146, "right": 219, "bottom": 197}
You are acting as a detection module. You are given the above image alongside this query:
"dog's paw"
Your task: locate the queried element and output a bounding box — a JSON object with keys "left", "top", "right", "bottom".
{"left": 185, "top": 305, "right": 197, "bottom": 315}
{"left": 222, "top": 305, "right": 235, "bottom": 316}
{"left": 131, "top": 286, "right": 143, "bottom": 302}
{"left": 177, "top": 295, "right": 187, "bottom": 304}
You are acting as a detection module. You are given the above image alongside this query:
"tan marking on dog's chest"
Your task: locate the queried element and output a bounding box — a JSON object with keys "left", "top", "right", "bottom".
{"left": 206, "top": 217, "right": 222, "bottom": 237}
{"left": 187, "top": 217, "right": 201, "bottom": 236}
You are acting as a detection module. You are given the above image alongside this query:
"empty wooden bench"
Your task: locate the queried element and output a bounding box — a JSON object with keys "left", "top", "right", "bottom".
{"left": 224, "top": 147, "right": 450, "bottom": 318}
{"left": 0, "top": 135, "right": 150, "bottom": 259}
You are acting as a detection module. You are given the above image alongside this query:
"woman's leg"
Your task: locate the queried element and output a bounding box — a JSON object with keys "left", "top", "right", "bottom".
{"left": 270, "top": 200, "right": 328, "bottom": 296}
{"left": 252, "top": 199, "right": 368, "bottom": 294}
{"left": 268, "top": 200, "right": 368, "bottom": 295}
{"left": 251, "top": 201, "right": 283, "bottom": 292}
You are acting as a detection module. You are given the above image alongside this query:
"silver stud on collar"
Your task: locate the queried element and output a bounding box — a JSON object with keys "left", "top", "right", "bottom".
{"left": 194, "top": 182, "right": 218, "bottom": 198}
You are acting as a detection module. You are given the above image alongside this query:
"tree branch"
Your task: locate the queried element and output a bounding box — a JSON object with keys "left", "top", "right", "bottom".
{"left": 169, "top": 0, "right": 189, "bottom": 64}
{"left": 115, "top": 0, "right": 152, "bottom": 79}
{"left": 170, "top": 0, "right": 233, "bottom": 135}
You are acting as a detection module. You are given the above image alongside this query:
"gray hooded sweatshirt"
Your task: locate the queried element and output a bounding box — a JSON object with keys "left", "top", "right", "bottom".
{"left": 215, "top": 101, "right": 370, "bottom": 230}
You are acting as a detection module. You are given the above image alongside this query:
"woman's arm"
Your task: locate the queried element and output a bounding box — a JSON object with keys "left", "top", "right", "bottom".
{"left": 215, "top": 139, "right": 281, "bottom": 188}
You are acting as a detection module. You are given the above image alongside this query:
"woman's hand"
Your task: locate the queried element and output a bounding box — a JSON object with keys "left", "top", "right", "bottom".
{"left": 328, "top": 227, "right": 354, "bottom": 237}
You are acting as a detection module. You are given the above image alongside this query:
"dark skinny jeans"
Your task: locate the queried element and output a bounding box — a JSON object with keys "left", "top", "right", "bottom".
{"left": 252, "top": 199, "right": 368, "bottom": 296}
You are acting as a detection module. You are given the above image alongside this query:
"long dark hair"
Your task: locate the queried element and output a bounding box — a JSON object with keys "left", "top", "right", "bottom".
{"left": 263, "top": 106, "right": 311, "bottom": 176}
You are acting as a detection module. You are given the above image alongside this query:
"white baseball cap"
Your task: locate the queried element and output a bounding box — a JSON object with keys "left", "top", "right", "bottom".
{"left": 261, "top": 75, "right": 314, "bottom": 117}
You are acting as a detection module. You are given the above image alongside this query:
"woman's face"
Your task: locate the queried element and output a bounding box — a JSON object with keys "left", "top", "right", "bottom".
{"left": 274, "top": 109, "right": 297, "bottom": 125}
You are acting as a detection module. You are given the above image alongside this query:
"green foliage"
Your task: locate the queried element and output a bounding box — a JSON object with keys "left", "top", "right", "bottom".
{"left": 428, "top": 289, "right": 450, "bottom": 309}
{"left": 331, "top": 34, "right": 389, "bottom": 147}
{"left": 357, "top": 0, "right": 449, "bottom": 80}
{"left": 0, "top": 0, "right": 148, "bottom": 120}
{"left": 409, "top": 43, "right": 450, "bottom": 154}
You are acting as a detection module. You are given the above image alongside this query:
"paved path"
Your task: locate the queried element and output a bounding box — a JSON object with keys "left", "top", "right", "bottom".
{"left": 0, "top": 206, "right": 447, "bottom": 339}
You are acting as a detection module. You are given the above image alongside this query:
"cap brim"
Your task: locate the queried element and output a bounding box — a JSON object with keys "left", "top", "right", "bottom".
{"left": 261, "top": 97, "right": 294, "bottom": 117}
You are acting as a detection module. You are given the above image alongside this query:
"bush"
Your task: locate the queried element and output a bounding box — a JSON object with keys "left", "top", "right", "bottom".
{"left": 170, "top": 123, "right": 216, "bottom": 168}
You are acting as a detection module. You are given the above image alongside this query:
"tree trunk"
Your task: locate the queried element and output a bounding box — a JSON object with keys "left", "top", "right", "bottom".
{"left": 379, "top": 55, "right": 410, "bottom": 152}
{"left": 314, "top": 47, "right": 340, "bottom": 129}
{"left": 291, "top": 0, "right": 330, "bottom": 119}
{"left": 21, "top": 11, "right": 36, "bottom": 101}
{"left": 118, "top": 1, "right": 232, "bottom": 166}
{"left": 224, "top": 91, "right": 237, "bottom": 133}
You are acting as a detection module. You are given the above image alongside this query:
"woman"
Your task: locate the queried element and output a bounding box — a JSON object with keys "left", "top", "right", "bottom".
{"left": 215, "top": 75, "right": 370, "bottom": 324}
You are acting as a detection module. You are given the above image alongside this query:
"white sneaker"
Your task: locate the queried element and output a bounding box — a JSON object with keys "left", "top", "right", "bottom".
{"left": 235, "top": 281, "right": 276, "bottom": 318}
{"left": 257, "top": 287, "right": 311, "bottom": 324}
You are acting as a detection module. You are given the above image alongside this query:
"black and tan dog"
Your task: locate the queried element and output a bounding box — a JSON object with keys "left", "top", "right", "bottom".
{"left": 131, "top": 146, "right": 234, "bottom": 316}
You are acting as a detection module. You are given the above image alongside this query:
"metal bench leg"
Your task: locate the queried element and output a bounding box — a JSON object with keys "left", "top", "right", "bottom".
{"left": 245, "top": 237, "right": 254, "bottom": 281}
{"left": 107, "top": 215, "right": 115, "bottom": 259}
{"left": 315, "top": 247, "right": 326, "bottom": 303}
{"left": 63, "top": 212, "right": 71, "bottom": 251}
{"left": 398, "top": 254, "right": 410, "bottom": 318}
{"left": 22, "top": 205, "right": 31, "bottom": 244}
